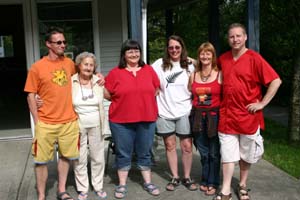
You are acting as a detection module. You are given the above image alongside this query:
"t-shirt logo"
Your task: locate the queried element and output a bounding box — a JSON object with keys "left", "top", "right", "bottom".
{"left": 52, "top": 68, "right": 68, "bottom": 86}
{"left": 165, "top": 71, "right": 183, "bottom": 88}
{"left": 196, "top": 87, "right": 212, "bottom": 105}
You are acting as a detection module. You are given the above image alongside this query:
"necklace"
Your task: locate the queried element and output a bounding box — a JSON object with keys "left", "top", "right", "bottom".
{"left": 200, "top": 68, "right": 212, "bottom": 82}
{"left": 78, "top": 74, "right": 94, "bottom": 101}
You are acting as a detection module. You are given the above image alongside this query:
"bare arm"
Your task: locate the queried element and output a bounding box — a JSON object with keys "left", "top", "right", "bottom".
{"left": 104, "top": 88, "right": 111, "bottom": 101}
{"left": 27, "top": 93, "right": 39, "bottom": 124}
{"left": 188, "top": 72, "right": 194, "bottom": 92}
{"left": 246, "top": 78, "right": 282, "bottom": 113}
{"left": 96, "top": 72, "right": 105, "bottom": 86}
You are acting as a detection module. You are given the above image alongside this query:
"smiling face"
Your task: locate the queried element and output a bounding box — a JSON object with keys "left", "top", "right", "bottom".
{"left": 199, "top": 50, "right": 213, "bottom": 67}
{"left": 79, "top": 57, "right": 95, "bottom": 78}
{"left": 125, "top": 49, "right": 140, "bottom": 67}
{"left": 228, "top": 27, "right": 247, "bottom": 52}
{"left": 46, "top": 33, "right": 66, "bottom": 57}
{"left": 168, "top": 39, "right": 182, "bottom": 62}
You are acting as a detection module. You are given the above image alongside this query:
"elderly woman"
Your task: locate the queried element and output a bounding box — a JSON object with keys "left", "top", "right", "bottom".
{"left": 104, "top": 40, "right": 160, "bottom": 199}
{"left": 151, "top": 35, "right": 197, "bottom": 191}
{"left": 72, "top": 52, "right": 108, "bottom": 200}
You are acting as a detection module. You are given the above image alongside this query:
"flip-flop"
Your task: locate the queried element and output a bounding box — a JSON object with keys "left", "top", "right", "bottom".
{"left": 114, "top": 185, "right": 127, "bottom": 199}
{"left": 143, "top": 183, "right": 160, "bottom": 196}
{"left": 77, "top": 192, "right": 88, "bottom": 200}
{"left": 57, "top": 191, "right": 74, "bottom": 200}
{"left": 95, "top": 190, "right": 107, "bottom": 200}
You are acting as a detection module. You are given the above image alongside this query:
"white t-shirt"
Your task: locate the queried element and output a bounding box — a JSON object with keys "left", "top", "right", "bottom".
{"left": 152, "top": 58, "right": 194, "bottom": 119}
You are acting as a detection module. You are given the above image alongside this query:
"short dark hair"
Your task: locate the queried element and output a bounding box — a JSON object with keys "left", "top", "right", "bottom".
{"left": 118, "top": 39, "right": 145, "bottom": 68}
{"left": 45, "top": 26, "right": 64, "bottom": 42}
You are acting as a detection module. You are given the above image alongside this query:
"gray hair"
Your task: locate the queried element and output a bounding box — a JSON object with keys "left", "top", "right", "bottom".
{"left": 75, "top": 51, "right": 98, "bottom": 73}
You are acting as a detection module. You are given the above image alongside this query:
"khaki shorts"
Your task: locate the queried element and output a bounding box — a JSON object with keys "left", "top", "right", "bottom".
{"left": 218, "top": 127, "right": 264, "bottom": 164}
{"left": 156, "top": 114, "right": 191, "bottom": 137}
{"left": 32, "top": 120, "right": 80, "bottom": 164}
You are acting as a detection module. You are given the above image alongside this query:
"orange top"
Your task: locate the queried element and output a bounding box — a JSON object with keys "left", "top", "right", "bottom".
{"left": 24, "top": 56, "right": 77, "bottom": 124}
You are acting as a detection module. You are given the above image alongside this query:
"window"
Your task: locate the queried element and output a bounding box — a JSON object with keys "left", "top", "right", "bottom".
{"left": 0, "top": 35, "right": 14, "bottom": 58}
{"left": 37, "top": 2, "right": 94, "bottom": 59}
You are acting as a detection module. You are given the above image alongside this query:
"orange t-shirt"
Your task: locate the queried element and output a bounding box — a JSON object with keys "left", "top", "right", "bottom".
{"left": 24, "top": 56, "right": 77, "bottom": 124}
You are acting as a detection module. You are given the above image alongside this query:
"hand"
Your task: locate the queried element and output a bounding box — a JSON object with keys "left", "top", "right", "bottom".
{"left": 35, "top": 95, "right": 43, "bottom": 108}
{"left": 96, "top": 72, "right": 105, "bottom": 86}
{"left": 246, "top": 100, "right": 265, "bottom": 114}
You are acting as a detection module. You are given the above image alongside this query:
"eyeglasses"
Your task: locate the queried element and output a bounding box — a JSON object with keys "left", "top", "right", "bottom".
{"left": 126, "top": 49, "right": 140, "bottom": 55}
{"left": 49, "top": 40, "right": 67, "bottom": 45}
{"left": 168, "top": 45, "right": 181, "bottom": 51}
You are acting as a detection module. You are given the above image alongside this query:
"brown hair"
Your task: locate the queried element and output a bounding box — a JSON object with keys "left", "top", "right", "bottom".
{"left": 195, "top": 42, "right": 218, "bottom": 72}
{"left": 162, "top": 35, "right": 189, "bottom": 71}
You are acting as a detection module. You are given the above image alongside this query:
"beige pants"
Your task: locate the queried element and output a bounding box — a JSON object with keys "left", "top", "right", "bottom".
{"left": 74, "top": 126, "right": 105, "bottom": 192}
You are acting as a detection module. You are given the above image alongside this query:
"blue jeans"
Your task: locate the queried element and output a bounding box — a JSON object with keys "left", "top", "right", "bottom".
{"left": 109, "top": 121, "right": 155, "bottom": 171}
{"left": 193, "top": 117, "right": 221, "bottom": 188}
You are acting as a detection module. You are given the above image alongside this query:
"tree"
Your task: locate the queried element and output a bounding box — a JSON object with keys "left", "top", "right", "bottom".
{"left": 260, "top": 0, "right": 300, "bottom": 142}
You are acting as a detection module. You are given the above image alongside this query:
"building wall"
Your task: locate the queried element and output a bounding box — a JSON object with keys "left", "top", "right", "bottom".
{"left": 98, "top": 0, "right": 127, "bottom": 75}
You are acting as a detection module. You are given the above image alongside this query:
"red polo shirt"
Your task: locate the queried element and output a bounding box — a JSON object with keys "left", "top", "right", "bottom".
{"left": 218, "top": 50, "right": 280, "bottom": 134}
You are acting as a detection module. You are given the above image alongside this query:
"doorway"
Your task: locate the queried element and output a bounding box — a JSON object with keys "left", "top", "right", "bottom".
{"left": 0, "top": 5, "right": 29, "bottom": 131}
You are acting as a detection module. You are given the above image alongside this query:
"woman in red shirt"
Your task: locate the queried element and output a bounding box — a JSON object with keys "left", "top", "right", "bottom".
{"left": 188, "top": 42, "right": 222, "bottom": 196}
{"left": 104, "top": 40, "right": 160, "bottom": 199}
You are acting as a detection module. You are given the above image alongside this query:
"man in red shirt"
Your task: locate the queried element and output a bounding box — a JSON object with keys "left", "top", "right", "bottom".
{"left": 214, "top": 23, "right": 281, "bottom": 200}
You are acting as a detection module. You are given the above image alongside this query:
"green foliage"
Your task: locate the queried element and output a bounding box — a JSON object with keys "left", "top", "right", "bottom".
{"left": 147, "top": 1, "right": 209, "bottom": 63}
{"left": 263, "top": 118, "right": 300, "bottom": 178}
{"left": 147, "top": 10, "right": 166, "bottom": 63}
{"left": 147, "top": 0, "right": 299, "bottom": 106}
{"left": 260, "top": 0, "right": 300, "bottom": 105}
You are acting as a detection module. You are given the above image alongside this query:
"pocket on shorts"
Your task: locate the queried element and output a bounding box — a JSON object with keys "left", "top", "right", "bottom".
{"left": 31, "top": 138, "right": 38, "bottom": 156}
{"left": 254, "top": 134, "right": 264, "bottom": 162}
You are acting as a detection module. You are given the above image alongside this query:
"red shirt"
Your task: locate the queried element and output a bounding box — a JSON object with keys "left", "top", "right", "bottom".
{"left": 218, "top": 50, "right": 280, "bottom": 134}
{"left": 105, "top": 65, "right": 160, "bottom": 123}
{"left": 191, "top": 73, "right": 222, "bottom": 109}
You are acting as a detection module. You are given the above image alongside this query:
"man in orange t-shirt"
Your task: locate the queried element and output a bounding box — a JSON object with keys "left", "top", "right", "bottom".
{"left": 24, "top": 27, "right": 78, "bottom": 200}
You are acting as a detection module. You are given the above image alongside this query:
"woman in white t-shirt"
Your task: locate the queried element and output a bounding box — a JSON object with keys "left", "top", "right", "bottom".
{"left": 152, "top": 35, "right": 197, "bottom": 191}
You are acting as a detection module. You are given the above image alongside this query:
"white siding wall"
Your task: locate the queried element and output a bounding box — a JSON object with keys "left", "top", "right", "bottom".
{"left": 98, "top": 0, "right": 126, "bottom": 75}
{"left": 97, "top": 0, "right": 127, "bottom": 132}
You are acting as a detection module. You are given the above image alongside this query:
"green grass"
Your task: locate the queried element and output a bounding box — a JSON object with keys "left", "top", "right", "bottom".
{"left": 263, "top": 118, "right": 300, "bottom": 179}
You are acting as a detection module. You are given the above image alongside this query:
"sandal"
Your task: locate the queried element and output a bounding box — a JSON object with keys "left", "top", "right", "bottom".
{"left": 143, "top": 183, "right": 160, "bottom": 196}
{"left": 199, "top": 185, "right": 208, "bottom": 192}
{"left": 57, "top": 191, "right": 74, "bottom": 200}
{"left": 114, "top": 185, "right": 127, "bottom": 199}
{"left": 205, "top": 186, "right": 217, "bottom": 196}
{"left": 95, "top": 190, "right": 107, "bottom": 200}
{"left": 77, "top": 192, "right": 88, "bottom": 200}
{"left": 213, "top": 192, "right": 232, "bottom": 200}
{"left": 166, "top": 177, "right": 180, "bottom": 191}
{"left": 237, "top": 185, "right": 251, "bottom": 200}
{"left": 182, "top": 178, "right": 197, "bottom": 191}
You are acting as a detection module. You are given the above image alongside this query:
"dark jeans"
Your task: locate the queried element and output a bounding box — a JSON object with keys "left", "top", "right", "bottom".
{"left": 193, "top": 117, "right": 221, "bottom": 188}
{"left": 109, "top": 121, "right": 155, "bottom": 171}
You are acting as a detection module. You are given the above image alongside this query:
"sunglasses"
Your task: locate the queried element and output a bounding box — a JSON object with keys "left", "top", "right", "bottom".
{"left": 49, "top": 40, "right": 67, "bottom": 45}
{"left": 168, "top": 45, "right": 181, "bottom": 50}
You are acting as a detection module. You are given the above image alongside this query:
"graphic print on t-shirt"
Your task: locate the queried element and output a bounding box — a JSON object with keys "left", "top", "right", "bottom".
{"left": 52, "top": 68, "right": 68, "bottom": 86}
{"left": 195, "top": 87, "right": 211, "bottom": 105}
{"left": 165, "top": 71, "right": 183, "bottom": 88}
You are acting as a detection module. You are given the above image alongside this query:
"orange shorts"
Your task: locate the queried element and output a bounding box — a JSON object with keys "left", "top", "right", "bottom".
{"left": 32, "top": 120, "right": 80, "bottom": 164}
